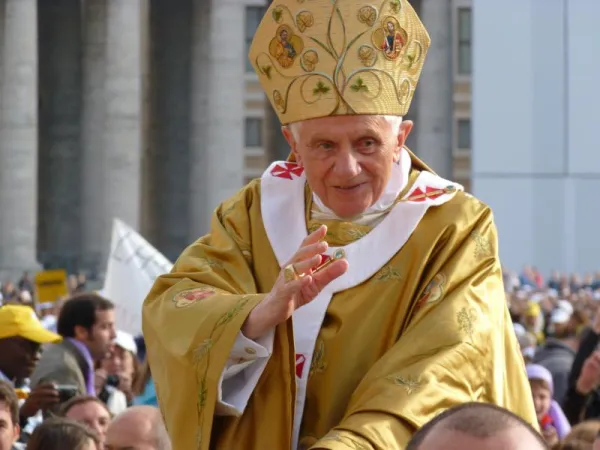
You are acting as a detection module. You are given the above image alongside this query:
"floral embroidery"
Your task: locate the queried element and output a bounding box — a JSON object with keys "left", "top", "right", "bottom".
{"left": 198, "top": 257, "right": 223, "bottom": 270}
{"left": 471, "top": 231, "right": 492, "bottom": 259}
{"left": 173, "top": 287, "right": 216, "bottom": 309}
{"left": 375, "top": 265, "right": 401, "bottom": 282}
{"left": 388, "top": 374, "right": 421, "bottom": 395}
{"left": 344, "top": 227, "right": 369, "bottom": 240}
{"left": 195, "top": 295, "right": 252, "bottom": 449}
{"left": 457, "top": 307, "right": 476, "bottom": 341}
{"left": 192, "top": 339, "right": 214, "bottom": 364}
{"left": 414, "top": 273, "right": 446, "bottom": 311}
{"left": 309, "top": 340, "right": 327, "bottom": 377}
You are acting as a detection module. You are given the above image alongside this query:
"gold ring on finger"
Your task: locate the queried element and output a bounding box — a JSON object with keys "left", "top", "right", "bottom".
{"left": 284, "top": 264, "right": 300, "bottom": 282}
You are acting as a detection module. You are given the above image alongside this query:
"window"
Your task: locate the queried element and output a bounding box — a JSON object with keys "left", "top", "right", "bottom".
{"left": 457, "top": 119, "right": 471, "bottom": 149}
{"left": 245, "top": 118, "right": 263, "bottom": 147}
{"left": 457, "top": 7, "right": 472, "bottom": 75}
{"left": 245, "top": 6, "right": 266, "bottom": 72}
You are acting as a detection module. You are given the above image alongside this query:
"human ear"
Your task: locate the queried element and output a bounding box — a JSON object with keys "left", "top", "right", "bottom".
{"left": 282, "top": 126, "right": 303, "bottom": 164}
{"left": 398, "top": 120, "right": 413, "bottom": 148}
{"left": 74, "top": 325, "right": 90, "bottom": 341}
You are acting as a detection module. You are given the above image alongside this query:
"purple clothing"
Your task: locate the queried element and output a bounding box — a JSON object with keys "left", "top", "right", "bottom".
{"left": 526, "top": 364, "right": 571, "bottom": 439}
{"left": 67, "top": 338, "right": 95, "bottom": 395}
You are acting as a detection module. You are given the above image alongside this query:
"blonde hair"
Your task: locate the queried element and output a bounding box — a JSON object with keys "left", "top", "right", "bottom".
{"left": 287, "top": 115, "right": 403, "bottom": 141}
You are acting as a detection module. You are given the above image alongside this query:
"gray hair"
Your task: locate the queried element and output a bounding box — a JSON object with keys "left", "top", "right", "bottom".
{"left": 286, "top": 115, "right": 403, "bottom": 141}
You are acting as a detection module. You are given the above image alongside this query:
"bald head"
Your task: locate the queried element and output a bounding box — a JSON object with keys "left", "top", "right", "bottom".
{"left": 407, "top": 403, "right": 547, "bottom": 450}
{"left": 105, "top": 406, "right": 171, "bottom": 450}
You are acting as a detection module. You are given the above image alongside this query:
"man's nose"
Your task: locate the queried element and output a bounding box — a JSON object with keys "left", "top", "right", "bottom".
{"left": 333, "top": 149, "right": 361, "bottom": 177}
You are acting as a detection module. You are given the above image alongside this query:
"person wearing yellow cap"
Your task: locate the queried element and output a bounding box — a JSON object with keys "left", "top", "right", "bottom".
{"left": 143, "top": 1, "right": 537, "bottom": 448}
{"left": 0, "top": 305, "right": 62, "bottom": 433}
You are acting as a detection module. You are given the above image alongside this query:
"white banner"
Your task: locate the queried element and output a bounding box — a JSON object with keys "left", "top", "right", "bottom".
{"left": 102, "top": 219, "right": 173, "bottom": 336}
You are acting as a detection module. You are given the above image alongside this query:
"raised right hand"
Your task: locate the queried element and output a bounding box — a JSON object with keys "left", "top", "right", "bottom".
{"left": 576, "top": 350, "right": 600, "bottom": 394}
{"left": 242, "top": 225, "right": 348, "bottom": 340}
{"left": 20, "top": 383, "right": 60, "bottom": 418}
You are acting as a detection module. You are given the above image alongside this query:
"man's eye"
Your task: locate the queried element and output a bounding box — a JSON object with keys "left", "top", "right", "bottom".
{"left": 318, "top": 142, "right": 333, "bottom": 150}
{"left": 358, "top": 139, "right": 377, "bottom": 150}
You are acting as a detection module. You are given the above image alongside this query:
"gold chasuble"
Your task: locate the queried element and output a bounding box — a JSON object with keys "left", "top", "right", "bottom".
{"left": 143, "top": 1, "right": 536, "bottom": 448}
{"left": 143, "top": 152, "right": 537, "bottom": 450}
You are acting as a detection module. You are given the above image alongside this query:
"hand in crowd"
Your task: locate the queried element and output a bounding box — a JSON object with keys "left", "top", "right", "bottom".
{"left": 95, "top": 368, "right": 108, "bottom": 394}
{"left": 576, "top": 351, "right": 600, "bottom": 395}
{"left": 20, "top": 382, "right": 59, "bottom": 418}
{"left": 592, "top": 308, "right": 600, "bottom": 334}
{"left": 242, "top": 225, "right": 348, "bottom": 340}
{"left": 542, "top": 424, "right": 559, "bottom": 447}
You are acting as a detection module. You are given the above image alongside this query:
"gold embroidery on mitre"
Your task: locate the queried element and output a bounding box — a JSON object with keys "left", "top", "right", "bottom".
{"left": 249, "top": 0, "right": 431, "bottom": 124}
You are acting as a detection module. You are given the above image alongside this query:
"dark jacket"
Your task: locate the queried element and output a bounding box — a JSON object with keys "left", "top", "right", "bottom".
{"left": 534, "top": 338, "right": 576, "bottom": 404}
{"left": 563, "top": 328, "right": 600, "bottom": 424}
{"left": 30, "top": 340, "right": 89, "bottom": 397}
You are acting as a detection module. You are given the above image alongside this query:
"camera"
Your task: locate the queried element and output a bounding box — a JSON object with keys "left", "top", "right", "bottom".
{"left": 105, "top": 374, "right": 120, "bottom": 388}
{"left": 56, "top": 384, "right": 78, "bottom": 403}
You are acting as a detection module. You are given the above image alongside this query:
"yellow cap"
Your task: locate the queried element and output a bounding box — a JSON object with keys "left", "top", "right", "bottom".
{"left": 0, "top": 305, "right": 62, "bottom": 344}
{"left": 525, "top": 302, "right": 541, "bottom": 318}
{"left": 249, "top": 0, "right": 430, "bottom": 125}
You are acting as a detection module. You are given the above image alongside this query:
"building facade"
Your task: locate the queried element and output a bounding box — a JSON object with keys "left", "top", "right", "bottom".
{"left": 0, "top": 0, "right": 470, "bottom": 279}
{"left": 472, "top": 0, "right": 600, "bottom": 273}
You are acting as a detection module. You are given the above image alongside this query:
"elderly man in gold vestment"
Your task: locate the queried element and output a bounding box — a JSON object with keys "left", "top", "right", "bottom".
{"left": 142, "top": 1, "right": 537, "bottom": 449}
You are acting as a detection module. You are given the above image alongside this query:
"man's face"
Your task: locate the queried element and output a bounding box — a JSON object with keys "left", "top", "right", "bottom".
{"left": 65, "top": 400, "right": 110, "bottom": 446}
{"left": 280, "top": 30, "right": 288, "bottom": 41}
{"left": 387, "top": 22, "right": 394, "bottom": 32}
{"left": 79, "top": 309, "right": 117, "bottom": 361}
{"left": 417, "top": 427, "right": 546, "bottom": 450}
{"left": 0, "top": 337, "right": 41, "bottom": 380}
{"left": 0, "top": 402, "right": 18, "bottom": 450}
{"left": 284, "top": 115, "right": 412, "bottom": 219}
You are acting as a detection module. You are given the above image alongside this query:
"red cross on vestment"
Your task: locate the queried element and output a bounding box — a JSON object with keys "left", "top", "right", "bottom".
{"left": 295, "top": 353, "right": 306, "bottom": 378}
{"left": 270, "top": 163, "right": 304, "bottom": 180}
{"left": 408, "top": 186, "right": 445, "bottom": 202}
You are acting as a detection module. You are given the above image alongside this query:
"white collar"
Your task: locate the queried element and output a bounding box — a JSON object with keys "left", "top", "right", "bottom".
{"left": 312, "top": 148, "right": 411, "bottom": 220}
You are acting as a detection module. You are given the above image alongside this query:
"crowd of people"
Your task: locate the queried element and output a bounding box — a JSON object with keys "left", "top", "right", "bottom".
{"left": 1, "top": 267, "right": 600, "bottom": 449}
{"left": 0, "top": 275, "right": 167, "bottom": 450}
{"left": 507, "top": 267, "right": 600, "bottom": 449}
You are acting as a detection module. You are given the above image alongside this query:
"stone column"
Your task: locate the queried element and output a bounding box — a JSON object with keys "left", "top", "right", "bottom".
{"left": 0, "top": 0, "right": 39, "bottom": 278}
{"left": 101, "top": 0, "right": 147, "bottom": 271}
{"left": 81, "top": 0, "right": 108, "bottom": 275}
{"left": 415, "top": 0, "right": 453, "bottom": 179}
{"left": 189, "top": 0, "right": 245, "bottom": 238}
{"left": 37, "top": 0, "right": 82, "bottom": 272}
{"left": 0, "top": 0, "right": 5, "bottom": 104}
{"left": 144, "top": 0, "right": 193, "bottom": 261}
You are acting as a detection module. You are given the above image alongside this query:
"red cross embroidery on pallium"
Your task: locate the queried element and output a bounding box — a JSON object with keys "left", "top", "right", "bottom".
{"left": 270, "top": 163, "right": 304, "bottom": 180}
{"left": 409, "top": 186, "right": 445, "bottom": 202}
{"left": 295, "top": 353, "right": 306, "bottom": 378}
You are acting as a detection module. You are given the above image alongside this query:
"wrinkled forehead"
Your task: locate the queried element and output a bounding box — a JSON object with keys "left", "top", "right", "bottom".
{"left": 288, "top": 115, "right": 400, "bottom": 140}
